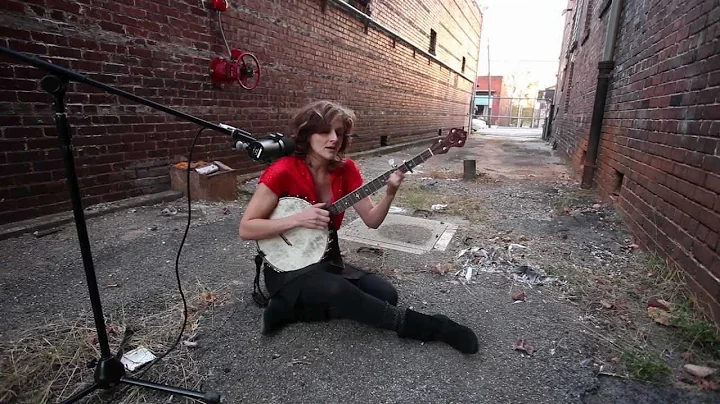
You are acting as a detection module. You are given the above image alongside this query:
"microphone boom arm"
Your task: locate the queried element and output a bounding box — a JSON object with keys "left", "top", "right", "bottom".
{"left": 0, "top": 45, "right": 259, "bottom": 146}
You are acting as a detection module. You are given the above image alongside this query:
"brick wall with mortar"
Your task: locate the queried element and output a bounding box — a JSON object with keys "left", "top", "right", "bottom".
{"left": 0, "top": 0, "right": 482, "bottom": 224}
{"left": 552, "top": 0, "right": 720, "bottom": 322}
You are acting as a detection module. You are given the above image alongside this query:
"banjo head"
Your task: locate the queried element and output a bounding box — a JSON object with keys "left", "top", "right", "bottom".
{"left": 257, "top": 197, "right": 329, "bottom": 272}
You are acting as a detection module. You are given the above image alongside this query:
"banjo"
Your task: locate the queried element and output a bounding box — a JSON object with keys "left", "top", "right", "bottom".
{"left": 256, "top": 128, "right": 467, "bottom": 272}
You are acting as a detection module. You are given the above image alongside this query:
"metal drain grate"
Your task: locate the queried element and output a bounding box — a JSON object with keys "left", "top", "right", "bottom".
{"left": 338, "top": 214, "right": 458, "bottom": 254}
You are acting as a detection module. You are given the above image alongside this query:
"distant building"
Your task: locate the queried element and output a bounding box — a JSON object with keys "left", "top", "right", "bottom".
{"left": 474, "top": 75, "right": 504, "bottom": 125}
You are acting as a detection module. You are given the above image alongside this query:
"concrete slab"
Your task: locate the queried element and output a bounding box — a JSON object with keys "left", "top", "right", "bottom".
{"left": 338, "top": 214, "right": 458, "bottom": 254}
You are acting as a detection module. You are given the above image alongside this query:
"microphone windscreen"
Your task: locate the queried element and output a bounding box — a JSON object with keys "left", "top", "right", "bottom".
{"left": 281, "top": 136, "right": 296, "bottom": 156}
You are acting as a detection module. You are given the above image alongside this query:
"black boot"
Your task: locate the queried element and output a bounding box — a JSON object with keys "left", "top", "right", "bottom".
{"left": 397, "top": 309, "right": 479, "bottom": 354}
{"left": 260, "top": 297, "right": 294, "bottom": 335}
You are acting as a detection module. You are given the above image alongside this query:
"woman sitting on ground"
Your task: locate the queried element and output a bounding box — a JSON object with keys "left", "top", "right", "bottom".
{"left": 239, "top": 100, "right": 478, "bottom": 354}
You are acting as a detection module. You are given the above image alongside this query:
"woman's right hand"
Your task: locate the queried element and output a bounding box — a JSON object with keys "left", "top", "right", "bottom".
{"left": 293, "top": 203, "right": 331, "bottom": 230}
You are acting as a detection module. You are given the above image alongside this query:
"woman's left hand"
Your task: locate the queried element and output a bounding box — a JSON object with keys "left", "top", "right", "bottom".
{"left": 386, "top": 170, "right": 404, "bottom": 197}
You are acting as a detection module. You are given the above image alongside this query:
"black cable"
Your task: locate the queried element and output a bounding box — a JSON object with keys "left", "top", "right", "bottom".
{"left": 110, "top": 127, "right": 207, "bottom": 396}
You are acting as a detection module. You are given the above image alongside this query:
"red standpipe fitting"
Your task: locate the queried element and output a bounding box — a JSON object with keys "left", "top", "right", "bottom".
{"left": 212, "top": 0, "right": 229, "bottom": 12}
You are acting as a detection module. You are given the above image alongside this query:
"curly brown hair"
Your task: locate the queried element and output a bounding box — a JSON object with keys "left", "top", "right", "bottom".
{"left": 289, "top": 100, "right": 356, "bottom": 167}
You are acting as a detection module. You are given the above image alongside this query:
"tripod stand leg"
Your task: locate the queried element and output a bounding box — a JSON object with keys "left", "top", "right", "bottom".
{"left": 121, "top": 377, "right": 221, "bottom": 403}
{"left": 60, "top": 382, "right": 99, "bottom": 404}
{"left": 38, "top": 73, "right": 225, "bottom": 404}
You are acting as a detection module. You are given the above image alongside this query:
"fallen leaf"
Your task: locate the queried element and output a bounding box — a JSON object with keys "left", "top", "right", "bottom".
{"left": 600, "top": 300, "right": 614, "bottom": 309}
{"left": 200, "top": 291, "right": 217, "bottom": 304}
{"left": 648, "top": 307, "right": 671, "bottom": 326}
{"left": 697, "top": 378, "right": 719, "bottom": 391}
{"left": 513, "top": 339, "right": 536, "bottom": 355}
{"left": 681, "top": 352, "right": 694, "bottom": 362}
{"left": 648, "top": 299, "right": 673, "bottom": 312}
{"left": 511, "top": 291, "right": 526, "bottom": 302}
{"left": 434, "top": 263, "right": 453, "bottom": 275}
{"left": 619, "top": 314, "right": 636, "bottom": 329}
{"left": 684, "top": 364, "right": 717, "bottom": 378}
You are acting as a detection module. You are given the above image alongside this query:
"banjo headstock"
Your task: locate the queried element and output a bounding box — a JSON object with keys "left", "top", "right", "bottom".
{"left": 430, "top": 127, "right": 467, "bottom": 155}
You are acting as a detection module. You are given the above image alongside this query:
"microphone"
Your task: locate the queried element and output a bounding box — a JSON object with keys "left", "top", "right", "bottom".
{"left": 246, "top": 133, "right": 296, "bottom": 163}
{"left": 218, "top": 123, "right": 295, "bottom": 163}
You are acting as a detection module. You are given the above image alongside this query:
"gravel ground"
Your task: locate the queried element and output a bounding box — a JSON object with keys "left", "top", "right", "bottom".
{"left": 1, "top": 128, "right": 718, "bottom": 403}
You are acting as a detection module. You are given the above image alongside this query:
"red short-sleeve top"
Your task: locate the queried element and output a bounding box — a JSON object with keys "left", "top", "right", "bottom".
{"left": 258, "top": 156, "right": 364, "bottom": 230}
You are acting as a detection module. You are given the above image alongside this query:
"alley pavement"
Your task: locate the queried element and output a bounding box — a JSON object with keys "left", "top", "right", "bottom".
{"left": 1, "top": 128, "right": 719, "bottom": 403}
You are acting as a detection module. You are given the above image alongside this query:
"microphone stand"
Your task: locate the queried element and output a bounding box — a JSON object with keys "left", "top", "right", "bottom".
{"left": 0, "top": 45, "right": 273, "bottom": 403}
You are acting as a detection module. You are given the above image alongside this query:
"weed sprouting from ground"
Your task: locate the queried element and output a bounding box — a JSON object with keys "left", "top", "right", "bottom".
{"left": 622, "top": 351, "right": 672, "bottom": 382}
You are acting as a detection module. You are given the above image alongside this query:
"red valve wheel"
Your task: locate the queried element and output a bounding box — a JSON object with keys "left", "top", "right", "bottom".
{"left": 234, "top": 52, "right": 261, "bottom": 90}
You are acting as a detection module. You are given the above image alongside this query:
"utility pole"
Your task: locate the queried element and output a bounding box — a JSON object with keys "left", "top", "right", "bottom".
{"left": 487, "top": 39, "right": 492, "bottom": 127}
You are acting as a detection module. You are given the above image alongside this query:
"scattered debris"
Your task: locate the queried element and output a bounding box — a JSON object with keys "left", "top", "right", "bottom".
{"left": 512, "top": 265, "right": 559, "bottom": 286}
{"left": 183, "top": 332, "right": 199, "bottom": 348}
{"left": 357, "top": 246, "right": 383, "bottom": 255}
{"left": 199, "top": 291, "right": 218, "bottom": 305}
{"left": 120, "top": 346, "right": 156, "bottom": 372}
{"left": 411, "top": 209, "right": 433, "bottom": 217}
{"left": 450, "top": 241, "right": 562, "bottom": 287}
{"left": 431, "top": 204, "right": 448, "bottom": 211}
{"left": 681, "top": 352, "right": 695, "bottom": 362}
{"left": 107, "top": 284, "right": 119, "bottom": 288}
{"left": 647, "top": 306, "right": 672, "bottom": 326}
{"left": 222, "top": 206, "right": 231, "bottom": 215}
{"left": 513, "top": 339, "right": 536, "bottom": 355}
{"left": 33, "top": 228, "right": 61, "bottom": 238}
{"left": 648, "top": 299, "right": 673, "bottom": 312}
{"left": 464, "top": 266, "right": 474, "bottom": 283}
{"left": 683, "top": 364, "right": 717, "bottom": 378}
{"left": 434, "top": 263, "right": 454, "bottom": 275}
{"left": 600, "top": 300, "right": 614, "bottom": 309}
{"left": 287, "top": 357, "right": 312, "bottom": 366}
{"left": 697, "top": 378, "right": 720, "bottom": 391}
{"left": 389, "top": 206, "right": 406, "bottom": 213}
{"left": 160, "top": 207, "right": 178, "bottom": 216}
{"left": 581, "top": 358, "right": 593, "bottom": 367}
{"left": 511, "top": 291, "right": 526, "bottom": 302}
{"left": 195, "top": 163, "right": 219, "bottom": 175}
{"left": 647, "top": 299, "right": 677, "bottom": 326}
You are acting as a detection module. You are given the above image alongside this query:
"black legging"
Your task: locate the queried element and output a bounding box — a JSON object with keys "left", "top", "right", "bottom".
{"left": 296, "top": 271, "right": 399, "bottom": 327}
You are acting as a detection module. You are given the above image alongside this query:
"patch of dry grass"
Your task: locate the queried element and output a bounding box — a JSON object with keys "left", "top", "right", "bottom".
{"left": 391, "top": 184, "right": 489, "bottom": 222}
{"left": 0, "top": 281, "right": 231, "bottom": 404}
{"left": 558, "top": 251, "right": 720, "bottom": 385}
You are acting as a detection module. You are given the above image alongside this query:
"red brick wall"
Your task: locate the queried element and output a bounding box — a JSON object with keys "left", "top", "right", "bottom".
{"left": 0, "top": 0, "right": 482, "bottom": 224}
{"left": 552, "top": 0, "right": 720, "bottom": 322}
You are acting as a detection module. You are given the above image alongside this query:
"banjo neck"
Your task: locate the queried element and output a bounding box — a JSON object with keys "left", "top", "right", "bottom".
{"left": 327, "top": 148, "right": 435, "bottom": 216}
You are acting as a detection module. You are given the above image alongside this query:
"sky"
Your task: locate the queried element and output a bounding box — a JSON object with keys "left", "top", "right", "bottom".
{"left": 475, "top": 0, "right": 570, "bottom": 89}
